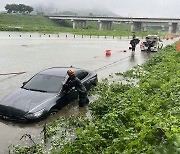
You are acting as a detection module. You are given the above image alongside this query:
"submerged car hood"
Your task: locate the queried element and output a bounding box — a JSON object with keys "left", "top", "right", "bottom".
{"left": 0, "top": 88, "right": 57, "bottom": 117}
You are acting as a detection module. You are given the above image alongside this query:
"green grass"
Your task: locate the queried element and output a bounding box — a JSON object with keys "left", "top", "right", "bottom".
{"left": 0, "top": 14, "right": 169, "bottom": 37}
{"left": 0, "top": 14, "right": 70, "bottom": 33}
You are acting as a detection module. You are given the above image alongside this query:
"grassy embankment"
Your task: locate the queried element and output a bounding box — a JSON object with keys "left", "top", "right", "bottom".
{"left": 0, "top": 14, "right": 169, "bottom": 37}
{"left": 10, "top": 43, "right": 180, "bottom": 153}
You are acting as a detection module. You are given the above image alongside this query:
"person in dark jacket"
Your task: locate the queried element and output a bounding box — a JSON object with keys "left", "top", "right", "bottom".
{"left": 63, "top": 69, "right": 89, "bottom": 107}
{"left": 130, "top": 36, "right": 140, "bottom": 51}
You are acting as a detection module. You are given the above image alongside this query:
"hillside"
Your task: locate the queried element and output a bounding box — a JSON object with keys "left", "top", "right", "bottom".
{"left": 0, "top": 13, "right": 131, "bottom": 35}
{"left": 0, "top": 13, "right": 167, "bottom": 37}
{"left": 0, "top": 14, "right": 62, "bottom": 33}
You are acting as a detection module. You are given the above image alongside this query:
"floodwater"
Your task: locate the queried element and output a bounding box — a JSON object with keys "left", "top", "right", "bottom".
{"left": 0, "top": 31, "right": 178, "bottom": 153}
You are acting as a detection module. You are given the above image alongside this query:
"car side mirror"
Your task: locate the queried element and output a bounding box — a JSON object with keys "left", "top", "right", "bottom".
{"left": 58, "top": 89, "right": 67, "bottom": 97}
{"left": 21, "top": 81, "right": 27, "bottom": 88}
{"left": 66, "top": 87, "right": 75, "bottom": 94}
{"left": 23, "top": 81, "right": 27, "bottom": 86}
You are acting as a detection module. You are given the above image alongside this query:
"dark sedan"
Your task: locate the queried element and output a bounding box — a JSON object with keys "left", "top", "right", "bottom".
{"left": 0, "top": 67, "right": 98, "bottom": 123}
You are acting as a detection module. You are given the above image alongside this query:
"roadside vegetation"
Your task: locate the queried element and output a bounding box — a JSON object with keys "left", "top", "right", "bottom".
{"left": 0, "top": 14, "right": 169, "bottom": 37}
{"left": 9, "top": 42, "right": 180, "bottom": 153}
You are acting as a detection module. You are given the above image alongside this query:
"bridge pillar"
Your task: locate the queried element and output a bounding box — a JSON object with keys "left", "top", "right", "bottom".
{"left": 143, "top": 25, "right": 147, "bottom": 31}
{"left": 169, "top": 22, "right": 177, "bottom": 33}
{"left": 98, "top": 21, "right": 112, "bottom": 30}
{"left": 72, "top": 20, "right": 76, "bottom": 29}
{"left": 178, "top": 23, "right": 180, "bottom": 32}
{"left": 71, "top": 20, "right": 86, "bottom": 29}
{"left": 131, "top": 22, "right": 142, "bottom": 31}
{"left": 161, "top": 25, "right": 165, "bottom": 31}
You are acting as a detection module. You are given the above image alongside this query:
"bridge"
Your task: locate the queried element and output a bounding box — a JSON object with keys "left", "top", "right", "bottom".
{"left": 48, "top": 15, "right": 180, "bottom": 33}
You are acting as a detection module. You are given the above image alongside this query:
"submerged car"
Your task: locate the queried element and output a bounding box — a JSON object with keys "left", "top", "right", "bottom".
{"left": 141, "top": 35, "right": 163, "bottom": 52}
{"left": 0, "top": 67, "right": 98, "bottom": 123}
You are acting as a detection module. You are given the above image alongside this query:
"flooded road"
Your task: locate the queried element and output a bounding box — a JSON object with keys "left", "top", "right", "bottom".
{"left": 0, "top": 31, "right": 178, "bottom": 153}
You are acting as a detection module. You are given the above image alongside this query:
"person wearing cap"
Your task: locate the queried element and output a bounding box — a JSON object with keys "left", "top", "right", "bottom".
{"left": 62, "top": 69, "right": 89, "bottom": 107}
{"left": 130, "top": 35, "right": 140, "bottom": 52}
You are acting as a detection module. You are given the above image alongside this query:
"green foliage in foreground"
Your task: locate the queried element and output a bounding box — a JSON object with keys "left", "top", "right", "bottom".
{"left": 10, "top": 43, "right": 180, "bottom": 153}
{"left": 0, "top": 14, "right": 169, "bottom": 37}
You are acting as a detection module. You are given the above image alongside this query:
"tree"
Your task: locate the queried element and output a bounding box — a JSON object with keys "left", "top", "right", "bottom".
{"left": 88, "top": 13, "right": 94, "bottom": 16}
{"left": 5, "top": 4, "right": 33, "bottom": 14}
{"left": 25, "top": 6, "right": 33, "bottom": 14}
{"left": 5, "top": 4, "right": 13, "bottom": 13}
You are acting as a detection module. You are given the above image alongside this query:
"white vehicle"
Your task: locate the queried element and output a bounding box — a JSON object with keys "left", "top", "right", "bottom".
{"left": 141, "top": 35, "right": 163, "bottom": 52}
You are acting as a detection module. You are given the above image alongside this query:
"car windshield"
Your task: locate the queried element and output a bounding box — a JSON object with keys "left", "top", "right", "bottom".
{"left": 146, "top": 36, "right": 158, "bottom": 42}
{"left": 23, "top": 74, "right": 65, "bottom": 93}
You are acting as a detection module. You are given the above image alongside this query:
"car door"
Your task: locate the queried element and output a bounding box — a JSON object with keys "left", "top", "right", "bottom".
{"left": 76, "top": 70, "right": 90, "bottom": 89}
{"left": 59, "top": 70, "right": 89, "bottom": 104}
{"left": 63, "top": 79, "right": 78, "bottom": 104}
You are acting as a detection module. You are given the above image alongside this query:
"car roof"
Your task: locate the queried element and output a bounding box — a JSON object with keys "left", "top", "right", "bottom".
{"left": 146, "top": 35, "right": 159, "bottom": 38}
{"left": 38, "top": 67, "right": 83, "bottom": 77}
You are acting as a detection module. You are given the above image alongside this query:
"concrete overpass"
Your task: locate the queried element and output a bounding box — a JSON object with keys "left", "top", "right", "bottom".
{"left": 48, "top": 15, "right": 180, "bottom": 33}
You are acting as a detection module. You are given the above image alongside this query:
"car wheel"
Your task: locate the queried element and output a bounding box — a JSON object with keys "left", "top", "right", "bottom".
{"left": 93, "top": 80, "right": 98, "bottom": 86}
{"left": 49, "top": 108, "right": 59, "bottom": 116}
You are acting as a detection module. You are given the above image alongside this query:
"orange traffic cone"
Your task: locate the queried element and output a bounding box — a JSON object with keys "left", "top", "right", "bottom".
{"left": 176, "top": 41, "right": 180, "bottom": 51}
{"left": 105, "top": 49, "right": 111, "bottom": 56}
{"left": 140, "top": 42, "right": 143, "bottom": 48}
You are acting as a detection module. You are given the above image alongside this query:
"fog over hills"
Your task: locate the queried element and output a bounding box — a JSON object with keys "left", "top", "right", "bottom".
{"left": 63, "top": 9, "right": 119, "bottom": 16}
{"left": 0, "top": 0, "right": 180, "bottom": 18}
{"left": 0, "top": 0, "right": 120, "bottom": 16}
{"left": 33, "top": 5, "right": 119, "bottom": 16}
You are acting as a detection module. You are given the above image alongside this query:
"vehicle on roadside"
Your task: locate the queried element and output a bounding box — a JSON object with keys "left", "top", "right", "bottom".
{"left": 0, "top": 67, "right": 98, "bottom": 123}
{"left": 140, "top": 35, "right": 163, "bottom": 52}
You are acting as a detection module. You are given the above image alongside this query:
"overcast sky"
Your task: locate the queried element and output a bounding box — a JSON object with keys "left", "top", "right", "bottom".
{"left": 0, "top": 0, "right": 179, "bottom": 18}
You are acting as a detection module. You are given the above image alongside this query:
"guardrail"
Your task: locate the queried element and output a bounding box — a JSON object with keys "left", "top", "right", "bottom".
{"left": 1, "top": 33, "right": 179, "bottom": 40}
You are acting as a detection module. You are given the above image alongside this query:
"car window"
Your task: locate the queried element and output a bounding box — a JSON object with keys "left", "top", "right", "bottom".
{"left": 76, "top": 71, "right": 88, "bottom": 80}
{"left": 23, "top": 74, "right": 65, "bottom": 93}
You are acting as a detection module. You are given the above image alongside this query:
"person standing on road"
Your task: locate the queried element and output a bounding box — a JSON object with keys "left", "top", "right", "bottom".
{"left": 130, "top": 35, "right": 140, "bottom": 52}
{"left": 63, "top": 69, "right": 89, "bottom": 107}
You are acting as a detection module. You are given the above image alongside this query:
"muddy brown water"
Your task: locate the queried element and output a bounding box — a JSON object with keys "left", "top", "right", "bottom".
{"left": 0, "top": 32, "right": 178, "bottom": 153}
